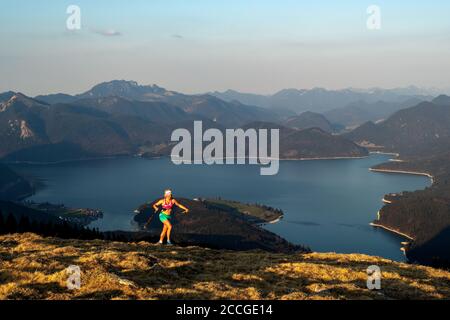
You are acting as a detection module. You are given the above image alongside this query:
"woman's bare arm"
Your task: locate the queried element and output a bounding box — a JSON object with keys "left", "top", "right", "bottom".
{"left": 153, "top": 199, "right": 163, "bottom": 212}
{"left": 173, "top": 199, "right": 189, "bottom": 214}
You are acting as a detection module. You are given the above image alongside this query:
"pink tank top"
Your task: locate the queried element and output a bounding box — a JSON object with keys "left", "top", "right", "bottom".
{"left": 162, "top": 200, "right": 174, "bottom": 210}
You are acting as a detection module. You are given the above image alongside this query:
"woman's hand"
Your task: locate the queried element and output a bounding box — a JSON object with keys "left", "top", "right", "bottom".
{"left": 173, "top": 199, "right": 189, "bottom": 215}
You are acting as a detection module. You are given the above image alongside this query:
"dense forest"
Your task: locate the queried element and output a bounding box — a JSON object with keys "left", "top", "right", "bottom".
{"left": 373, "top": 154, "right": 450, "bottom": 267}
{"left": 0, "top": 209, "right": 102, "bottom": 240}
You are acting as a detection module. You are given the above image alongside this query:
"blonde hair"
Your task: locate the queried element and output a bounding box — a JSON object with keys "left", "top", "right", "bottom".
{"left": 164, "top": 189, "right": 172, "bottom": 197}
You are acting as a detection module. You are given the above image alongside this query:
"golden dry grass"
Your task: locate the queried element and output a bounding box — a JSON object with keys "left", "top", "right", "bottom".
{"left": 1, "top": 233, "right": 450, "bottom": 300}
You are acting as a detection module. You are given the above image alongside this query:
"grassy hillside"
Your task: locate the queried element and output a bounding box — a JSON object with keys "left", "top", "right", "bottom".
{"left": 204, "top": 198, "right": 283, "bottom": 223}
{"left": 1, "top": 233, "right": 450, "bottom": 300}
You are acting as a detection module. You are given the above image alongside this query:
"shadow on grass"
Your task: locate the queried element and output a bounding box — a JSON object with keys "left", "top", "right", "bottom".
{"left": 6, "top": 282, "right": 66, "bottom": 299}
{"left": 75, "top": 290, "right": 126, "bottom": 300}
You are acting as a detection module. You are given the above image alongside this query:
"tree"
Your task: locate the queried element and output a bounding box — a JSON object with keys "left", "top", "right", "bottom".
{"left": 0, "top": 210, "right": 5, "bottom": 234}
{"left": 18, "top": 215, "right": 31, "bottom": 233}
{"left": 5, "top": 214, "right": 17, "bottom": 233}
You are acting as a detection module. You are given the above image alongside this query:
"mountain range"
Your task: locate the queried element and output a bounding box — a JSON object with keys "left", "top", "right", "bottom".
{"left": 36, "top": 80, "right": 277, "bottom": 127}
{"left": 243, "top": 122, "right": 367, "bottom": 159}
{"left": 211, "top": 87, "right": 433, "bottom": 126}
{"left": 37, "top": 81, "right": 436, "bottom": 127}
{"left": 323, "top": 98, "right": 425, "bottom": 128}
{"left": 0, "top": 81, "right": 369, "bottom": 163}
{"left": 345, "top": 95, "right": 450, "bottom": 156}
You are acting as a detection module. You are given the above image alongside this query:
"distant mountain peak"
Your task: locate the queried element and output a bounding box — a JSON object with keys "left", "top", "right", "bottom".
{"left": 79, "top": 80, "right": 172, "bottom": 100}
{"left": 87, "top": 80, "right": 139, "bottom": 93}
{"left": 283, "top": 111, "right": 333, "bottom": 133}
{"left": 97, "top": 79, "right": 138, "bottom": 86}
{"left": 0, "top": 92, "right": 48, "bottom": 112}
{"left": 274, "top": 88, "right": 307, "bottom": 95}
{"left": 92, "top": 80, "right": 165, "bottom": 90}
{"left": 432, "top": 95, "right": 450, "bottom": 106}
{"left": 0, "top": 91, "right": 16, "bottom": 103}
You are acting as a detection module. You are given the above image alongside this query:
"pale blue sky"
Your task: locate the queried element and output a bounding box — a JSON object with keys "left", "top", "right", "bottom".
{"left": 1, "top": 1, "right": 450, "bottom": 95}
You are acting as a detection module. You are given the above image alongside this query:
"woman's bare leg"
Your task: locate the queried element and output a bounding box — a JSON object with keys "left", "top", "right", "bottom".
{"left": 164, "top": 221, "right": 173, "bottom": 242}
{"left": 160, "top": 224, "right": 168, "bottom": 242}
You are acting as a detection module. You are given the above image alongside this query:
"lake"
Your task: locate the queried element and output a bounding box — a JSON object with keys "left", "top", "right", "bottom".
{"left": 11, "top": 154, "right": 430, "bottom": 261}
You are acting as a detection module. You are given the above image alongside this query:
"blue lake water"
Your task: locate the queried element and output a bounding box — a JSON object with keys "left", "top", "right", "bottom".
{"left": 11, "top": 154, "right": 430, "bottom": 261}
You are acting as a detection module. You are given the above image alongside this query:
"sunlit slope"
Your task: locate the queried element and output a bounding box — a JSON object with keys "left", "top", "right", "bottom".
{"left": 1, "top": 233, "right": 450, "bottom": 300}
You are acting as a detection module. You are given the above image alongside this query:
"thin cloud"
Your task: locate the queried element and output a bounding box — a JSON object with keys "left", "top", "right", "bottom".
{"left": 90, "top": 28, "right": 122, "bottom": 37}
{"left": 172, "top": 34, "right": 184, "bottom": 39}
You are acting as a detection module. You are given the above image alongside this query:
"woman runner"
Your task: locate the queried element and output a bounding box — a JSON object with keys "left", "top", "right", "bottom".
{"left": 152, "top": 189, "right": 189, "bottom": 245}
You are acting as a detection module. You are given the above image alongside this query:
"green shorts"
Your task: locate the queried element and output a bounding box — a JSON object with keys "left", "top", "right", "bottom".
{"left": 159, "top": 211, "right": 171, "bottom": 223}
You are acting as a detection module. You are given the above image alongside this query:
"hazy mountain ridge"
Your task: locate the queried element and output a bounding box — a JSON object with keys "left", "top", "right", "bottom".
{"left": 211, "top": 87, "right": 433, "bottom": 117}
{"left": 324, "top": 98, "right": 425, "bottom": 128}
{"left": 37, "top": 81, "right": 434, "bottom": 128}
{"left": 0, "top": 82, "right": 369, "bottom": 162}
{"left": 36, "top": 80, "right": 280, "bottom": 127}
{"left": 345, "top": 95, "right": 450, "bottom": 156}
{"left": 283, "top": 111, "right": 334, "bottom": 132}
